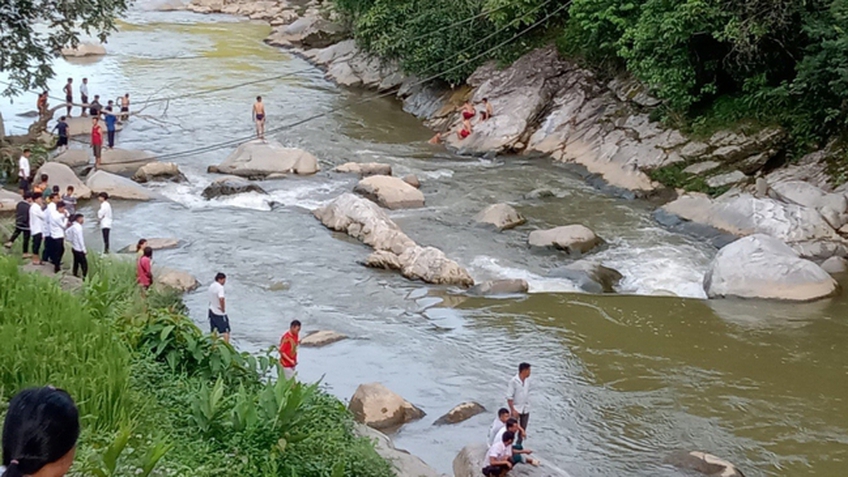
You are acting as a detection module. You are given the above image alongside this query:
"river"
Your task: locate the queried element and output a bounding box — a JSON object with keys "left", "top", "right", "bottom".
{"left": 4, "top": 7, "right": 848, "bottom": 476}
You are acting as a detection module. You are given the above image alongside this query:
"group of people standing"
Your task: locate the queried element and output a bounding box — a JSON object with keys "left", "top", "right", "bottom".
{"left": 484, "top": 362, "right": 537, "bottom": 476}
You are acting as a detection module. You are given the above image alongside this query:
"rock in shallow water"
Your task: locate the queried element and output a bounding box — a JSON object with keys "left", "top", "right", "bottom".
{"left": 202, "top": 176, "right": 266, "bottom": 199}
{"left": 333, "top": 162, "right": 392, "bottom": 177}
{"left": 467, "top": 279, "right": 529, "bottom": 296}
{"left": 528, "top": 225, "right": 602, "bottom": 254}
{"left": 354, "top": 175, "right": 425, "bottom": 210}
{"left": 454, "top": 443, "right": 568, "bottom": 477}
{"left": 549, "top": 261, "right": 622, "bottom": 294}
{"left": 821, "top": 256, "right": 848, "bottom": 274}
{"left": 473, "top": 203, "right": 526, "bottom": 231}
{"left": 36, "top": 162, "right": 91, "bottom": 199}
{"left": 211, "top": 139, "right": 320, "bottom": 178}
{"left": 434, "top": 402, "right": 486, "bottom": 425}
{"left": 86, "top": 170, "right": 153, "bottom": 201}
{"left": 349, "top": 382, "right": 425, "bottom": 430}
{"left": 118, "top": 238, "right": 180, "bottom": 253}
{"left": 664, "top": 451, "right": 744, "bottom": 477}
{"left": 300, "top": 330, "right": 347, "bottom": 347}
{"left": 132, "top": 161, "right": 185, "bottom": 183}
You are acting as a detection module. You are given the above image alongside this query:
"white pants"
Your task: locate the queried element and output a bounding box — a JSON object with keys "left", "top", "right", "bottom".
{"left": 283, "top": 367, "right": 296, "bottom": 381}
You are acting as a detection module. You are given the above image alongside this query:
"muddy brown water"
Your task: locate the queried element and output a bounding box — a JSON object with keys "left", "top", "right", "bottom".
{"left": 3, "top": 8, "right": 848, "bottom": 476}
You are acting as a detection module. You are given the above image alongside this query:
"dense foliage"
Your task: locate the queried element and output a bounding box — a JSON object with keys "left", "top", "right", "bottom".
{"left": 335, "top": 0, "right": 848, "bottom": 146}
{"left": 0, "top": 252, "right": 393, "bottom": 477}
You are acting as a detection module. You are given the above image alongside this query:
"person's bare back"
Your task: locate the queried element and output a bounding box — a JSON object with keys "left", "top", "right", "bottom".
{"left": 253, "top": 96, "right": 266, "bottom": 140}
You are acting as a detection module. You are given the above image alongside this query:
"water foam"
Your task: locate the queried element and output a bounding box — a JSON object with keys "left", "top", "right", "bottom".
{"left": 469, "top": 256, "right": 583, "bottom": 294}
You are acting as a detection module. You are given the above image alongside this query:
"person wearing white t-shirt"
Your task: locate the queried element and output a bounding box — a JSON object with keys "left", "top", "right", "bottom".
{"left": 18, "top": 149, "right": 32, "bottom": 194}
{"left": 66, "top": 214, "right": 88, "bottom": 278}
{"left": 506, "top": 362, "right": 531, "bottom": 445}
{"left": 487, "top": 408, "right": 510, "bottom": 447}
{"left": 47, "top": 201, "right": 68, "bottom": 273}
{"left": 208, "top": 272, "right": 231, "bottom": 343}
{"left": 493, "top": 418, "right": 537, "bottom": 467}
{"left": 97, "top": 192, "right": 112, "bottom": 253}
{"left": 29, "top": 195, "right": 45, "bottom": 265}
{"left": 482, "top": 431, "right": 515, "bottom": 477}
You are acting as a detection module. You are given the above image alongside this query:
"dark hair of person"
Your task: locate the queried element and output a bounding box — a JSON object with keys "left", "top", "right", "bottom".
{"left": 498, "top": 408, "right": 509, "bottom": 416}
{"left": 518, "top": 362, "right": 531, "bottom": 373}
{"left": 136, "top": 239, "right": 148, "bottom": 252}
{"left": 59, "top": 116, "right": 66, "bottom": 121}
{"left": 143, "top": 247, "right": 153, "bottom": 258}
{"left": 2, "top": 387, "right": 79, "bottom": 477}
{"left": 22, "top": 148, "right": 30, "bottom": 154}
{"left": 256, "top": 95, "right": 262, "bottom": 101}
{"left": 482, "top": 97, "right": 488, "bottom": 102}
{"left": 22, "top": 192, "right": 31, "bottom": 200}
{"left": 501, "top": 431, "right": 515, "bottom": 443}
{"left": 505, "top": 418, "right": 518, "bottom": 428}
{"left": 98, "top": 192, "right": 109, "bottom": 200}
{"left": 73, "top": 214, "right": 84, "bottom": 222}
{"left": 55, "top": 201, "right": 66, "bottom": 209}
{"left": 67, "top": 186, "right": 74, "bottom": 192}
{"left": 40, "top": 174, "right": 48, "bottom": 181}
{"left": 49, "top": 193, "right": 59, "bottom": 200}
{"left": 67, "top": 78, "right": 72, "bottom": 82}
{"left": 51, "top": 186, "right": 59, "bottom": 193}
{"left": 291, "top": 320, "right": 301, "bottom": 328}
{"left": 215, "top": 272, "right": 226, "bottom": 281}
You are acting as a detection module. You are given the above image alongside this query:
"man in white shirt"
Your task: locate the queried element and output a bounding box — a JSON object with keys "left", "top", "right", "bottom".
{"left": 18, "top": 149, "right": 31, "bottom": 195}
{"left": 492, "top": 418, "right": 537, "bottom": 467}
{"left": 80, "top": 78, "right": 89, "bottom": 116}
{"left": 482, "top": 431, "right": 515, "bottom": 477}
{"left": 208, "top": 272, "right": 231, "bottom": 343}
{"left": 97, "top": 192, "right": 112, "bottom": 253}
{"left": 487, "top": 408, "right": 510, "bottom": 447}
{"left": 66, "top": 214, "right": 87, "bottom": 278}
{"left": 29, "top": 195, "right": 45, "bottom": 265}
{"left": 506, "top": 362, "right": 531, "bottom": 445}
{"left": 47, "top": 201, "right": 68, "bottom": 273}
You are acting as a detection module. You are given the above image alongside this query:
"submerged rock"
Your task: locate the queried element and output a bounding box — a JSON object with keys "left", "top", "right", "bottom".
{"left": 300, "top": 330, "right": 348, "bottom": 347}
{"left": 36, "top": 162, "right": 91, "bottom": 199}
{"left": 155, "top": 267, "right": 200, "bottom": 293}
{"left": 211, "top": 140, "right": 320, "bottom": 178}
{"left": 349, "top": 383, "right": 425, "bottom": 430}
{"left": 61, "top": 42, "right": 106, "bottom": 57}
{"left": 333, "top": 162, "right": 392, "bottom": 177}
{"left": 202, "top": 176, "right": 266, "bottom": 199}
{"left": 664, "top": 451, "right": 744, "bottom": 477}
{"left": 467, "top": 279, "right": 529, "bottom": 296}
{"left": 549, "top": 261, "right": 622, "bottom": 294}
{"left": 473, "top": 203, "right": 526, "bottom": 231}
{"left": 704, "top": 234, "right": 838, "bottom": 301}
{"left": 434, "top": 402, "right": 486, "bottom": 425}
{"left": 85, "top": 170, "right": 153, "bottom": 201}
{"left": 132, "top": 161, "right": 185, "bottom": 183}
{"left": 528, "top": 225, "right": 602, "bottom": 254}
{"left": 354, "top": 175, "right": 425, "bottom": 210}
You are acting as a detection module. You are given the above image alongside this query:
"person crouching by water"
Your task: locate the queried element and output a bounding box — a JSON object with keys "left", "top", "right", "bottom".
{"left": 137, "top": 246, "right": 153, "bottom": 293}
{"left": 279, "top": 320, "right": 301, "bottom": 380}
{"left": 1, "top": 386, "right": 80, "bottom": 477}
{"left": 482, "top": 431, "right": 515, "bottom": 477}
{"left": 208, "top": 272, "right": 231, "bottom": 343}
{"left": 492, "top": 418, "right": 539, "bottom": 467}
{"left": 253, "top": 96, "right": 266, "bottom": 140}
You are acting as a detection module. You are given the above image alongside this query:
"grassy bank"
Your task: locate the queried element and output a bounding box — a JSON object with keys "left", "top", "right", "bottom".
{"left": 0, "top": 253, "right": 393, "bottom": 477}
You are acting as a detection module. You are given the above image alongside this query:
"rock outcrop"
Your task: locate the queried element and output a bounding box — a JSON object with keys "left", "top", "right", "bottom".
{"left": 0, "top": 190, "right": 20, "bottom": 215}
{"left": 354, "top": 175, "right": 425, "bottom": 210}
{"left": 473, "top": 204, "right": 526, "bottom": 231}
{"left": 354, "top": 424, "right": 443, "bottom": 477}
{"left": 53, "top": 150, "right": 90, "bottom": 168}
{"left": 156, "top": 268, "right": 200, "bottom": 293}
{"left": 210, "top": 140, "right": 320, "bottom": 178}
{"left": 314, "top": 194, "right": 472, "bottom": 287}
{"left": 349, "top": 383, "right": 425, "bottom": 430}
{"left": 132, "top": 162, "right": 186, "bottom": 183}
{"left": 98, "top": 149, "right": 154, "bottom": 176}
{"left": 202, "top": 176, "right": 267, "bottom": 199}
{"left": 85, "top": 170, "right": 154, "bottom": 201}
{"left": 454, "top": 443, "right": 568, "bottom": 477}
{"left": 36, "top": 162, "right": 91, "bottom": 199}
{"left": 664, "top": 451, "right": 744, "bottom": 477}
{"left": 528, "top": 225, "right": 602, "bottom": 254}
{"left": 300, "top": 330, "right": 348, "bottom": 347}
{"left": 434, "top": 402, "right": 486, "bottom": 425}
{"left": 704, "top": 234, "right": 838, "bottom": 301}
{"left": 61, "top": 42, "right": 107, "bottom": 57}
{"left": 333, "top": 162, "right": 393, "bottom": 177}
{"left": 118, "top": 238, "right": 180, "bottom": 253}
{"left": 769, "top": 180, "right": 848, "bottom": 230}
{"left": 467, "top": 279, "right": 529, "bottom": 296}
{"left": 265, "top": 14, "right": 347, "bottom": 49}
{"left": 821, "top": 256, "right": 848, "bottom": 274}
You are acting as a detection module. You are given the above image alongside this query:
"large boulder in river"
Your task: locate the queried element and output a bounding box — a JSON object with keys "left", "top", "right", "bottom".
{"left": 61, "top": 42, "right": 106, "bottom": 57}
{"left": 333, "top": 162, "right": 392, "bottom": 177}
{"left": 664, "top": 451, "right": 744, "bottom": 477}
{"left": 155, "top": 267, "right": 200, "bottom": 293}
{"left": 467, "top": 279, "right": 529, "bottom": 296}
{"left": 118, "top": 238, "right": 180, "bottom": 253}
{"left": 549, "top": 261, "right": 622, "bottom": 293}
{"left": 769, "top": 180, "right": 848, "bottom": 230}
{"left": 454, "top": 443, "right": 567, "bottom": 477}
{"left": 53, "top": 150, "right": 90, "bottom": 168}
{"left": 474, "top": 203, "right": 526, "bottom": 231}
{"left": 202, "top": 176, "right": 266, "bottom": 199}
{"left": 36, "top": 162, "right": 91, "bottom": 199}
{"left": 210, "top": 140, "right": 320, "bottom": 178}
{"left": 398, "top": 246, "right": 474, "bottom": 287}
{"left": 704, "top": 234, "right": 838, "bottom": 301}
{"left": 85, "top": 170, "right": 153, "bottom": 201}
{"left": 98, "top": 149, "right": 154, "bottom": 176}
{"left": 132, "top": 162, "right": 185, "bottom": 183}
{"left": 349, "top": 383, "right": 425, "bottom": 430}
{"left": 314, "top": 193, "right": 415, "bottom": 253}
{"left": 354, "top": 175, "right": 425, "bottom": 210}
{"left": 528, "top": 225, "right": 602, "bottom": 254}
{"left": 434, "top": 402, "right": 486, "bottom": 425}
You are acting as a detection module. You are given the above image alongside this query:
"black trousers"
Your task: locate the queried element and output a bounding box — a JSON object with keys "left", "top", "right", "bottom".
{"left": 9, "top": 227, "right": 30, "bottom": 253}
{"left": 102, "top": 228, "right": 111, "bottom": 253}
{"left": 42, "top": 236, "right": 53, "bottom": 263}
{"left": 49, "top": 238, "right": 64, "bottom": 273}
{"left": 31, "top": 233, "right": 42, "bottom": 257}
{"left": 517, "top": 413, "right": 529, "bottom": 445}
{"left": 107, "top": 130, "right": 116, "bottom": 148}
{"left": 72, "top": 250, "right": 88, "bottom": 278}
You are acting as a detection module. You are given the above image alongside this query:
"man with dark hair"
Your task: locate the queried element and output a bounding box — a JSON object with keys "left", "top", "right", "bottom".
{"left": 253, "top": 96, "right": 265, "bottom": 140}
{"left": 483, "top": 431, "right": 515, "bottom": 477}
{"left": 104, "top": 102, "right": 118, "bottom": 148}
{"left": 487, "top": 408, "right": 511, "bottom": 447}
{"left": 506, "top": 362, "right": 531, "bottom": 445}
{"left": 492, "top": 418, "right": 538, "bottom": 467}
{"left": 80, "top": 78, "right": 89, "bottom": 116}
{"left": 66, "top": 214, "right": 87, "bottom": 278}
{"left": 18, "top": 148, "right": 31, "bottom": 195}
{"left": 97, "top": 192, "right": 112, "bottom": 253}
{"left": 29, "top": 194, "right": 45, "bottom": 265}
{"left": 47, "top": 200, "right": 67, "bottom": 273}
{"left": 4, "top": 193, "right": 32, "bottom": 256}
{"left": 279, "top": 320, "right": 301, "bottom": 380}
{"left": 53, "top": 116, "right": 69, "bottom": 152}
{"left": 63, "top": 78, "right": 73, "bottom": 116}
{"left": 208, "top": 272, "right": 231, "bottom": 343}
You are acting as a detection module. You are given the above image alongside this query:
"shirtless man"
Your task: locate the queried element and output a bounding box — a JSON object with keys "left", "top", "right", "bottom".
{"left": 253, "top": 96, "right": 266, "bottom": 140}
{"left": 481, "top": 98, "right": 494, "bottom": 121}
{"left": 37, "top": 92, "right": 49, "bottom": 118}
{"left": 456, "top": 118, "right": 472, "bottom": 140}
{"left": 461, "top": 100, "right": 477, "bottom": 121}
{"left": 63, "top": 78, "right": 73, "bottom": 116}
{"left": 120, "top": 94, "right": 130, "bottom": 121}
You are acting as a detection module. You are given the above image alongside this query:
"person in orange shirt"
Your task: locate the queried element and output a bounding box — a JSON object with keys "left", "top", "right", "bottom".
{"left": 279, "top": 320, "right": 301, "bottom": 380}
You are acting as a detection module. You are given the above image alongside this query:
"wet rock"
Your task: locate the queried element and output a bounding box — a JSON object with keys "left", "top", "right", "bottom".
{"left": 473, "top": 203, "right": 526, "bottom": 231}
{"left": 434, "top": 402, "right": 486, "bottom": 425}
{"left": 770, "top": 180, "right": 848, "bottom": 230}
{"left": 364, "top": 250, "right": 404, "bottom": 270}
{"left": 63, "top": 116, "right": 123, "bottom": 137}
{"left": 664, "top": 451, "right": 744, "bottom": 477}
{"left": 821, "top": 256, "right": 848, "bottom": 274}
{"left": 683, "top": 161, "right": 721, "bottom": 175}
{"left": 706, "top": 170, "right": 747, "bottom": 188}
{"left": 549, "top": 261, "right": 622, "bottom": 294}
{"left": 354, "top": 175, "right": 425, "bottom": 210}
{"left": 524, "top": 188, "right": 556, "bottom": 200}
{"left": 349, "top": 383, "right": 425, "bottom": 430}
{"left": 528, "top": 225, "right": 602, "bottom": 254}
{"left": 155, "top": 267, "right": 200, "bottom": 293}
{"left": 314, "top": 194, "right": 416, "bottom": 253}
{"left": 402, "top": 174, "right": 420, "bottom": 189}
{"left": 53, "top": 150, "right": 90, "bottom": 168}
{"left": 467, "top": 279, "right": 529, "bottom": 296}
{"left": 398, "top": 246, "right": 475, "bottom": 288}
{"left": 454, "top": 443, "right": 565, "bottom": 477}
{"left": 202, "top": 176, "right": 267, "bottom": 199}
{"left": 211, "top": 139, "right": 320, "bottom": 178}
{"left": 118, "top": 238, "right": 180, "bottom": 253}
{"left": 265, "top": 15, "right": 347, "bottom": 49}
{"left": 132, "top": 162, "right": 185, "bottom": 183}
{"left": 704, "top": 234, "right": 838, "bottom": 301}
{"left": 98, "top": 149, "right": 154, "bottom": 176}
{"left": 300, "top": 330, "right": 348, "bottom": 347}
{"left": 354, "top": 424, "right": 443, "bottom": 477}
{"left": 85, "top": 170, "right": 153, "bottom": 201}
{"left": 333, "top": 162, "right": 392, "bottom": 177}
{"left": 36, "top": 162, "right": 92, "bottom": 199}
{"left": 61, "top": 42, "right": 106, "bottom": 57}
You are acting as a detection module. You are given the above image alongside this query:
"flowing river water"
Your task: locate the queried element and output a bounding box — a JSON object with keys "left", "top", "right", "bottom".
{"left": 5, "top": 7, "right": 848, "bottom": 476}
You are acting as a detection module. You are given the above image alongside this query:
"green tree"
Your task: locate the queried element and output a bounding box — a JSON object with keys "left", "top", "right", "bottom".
{"left": 0, "top": 0, "right": 130, "bottom": 96}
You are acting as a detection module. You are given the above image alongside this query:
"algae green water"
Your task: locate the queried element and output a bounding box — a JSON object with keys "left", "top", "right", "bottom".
{"left": 3, "top": 7, "right": 848, "bottom": 476}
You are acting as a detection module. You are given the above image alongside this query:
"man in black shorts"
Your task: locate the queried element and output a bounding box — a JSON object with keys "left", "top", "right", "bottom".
{"left": 208, "top": 272, "right": 231, "bottom": 343}
{"left": 53, "top": 117, "right": 69, "bottom": 152}
{"left": 63, "top": 78, "right": 73, "bottom": 116}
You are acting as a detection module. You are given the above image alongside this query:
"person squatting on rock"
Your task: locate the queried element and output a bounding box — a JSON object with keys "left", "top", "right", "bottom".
{"left": 0, "top": 386, "right": 80, "bottom": 477}
{"left": 279, "top": 320, "right": 301, "bottom": 380}
{"left": 208, "top": 272, "right": 231, "bottom": 343}
{"left": 483, "top": 431, "right": 516, "bottom": 477}
{"left": 492, "top": 418, "right": 539, "bottom": 467}
{"left": 5, "top": 193, "right": 32, "bottom": 255}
